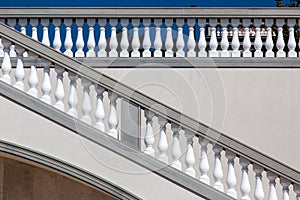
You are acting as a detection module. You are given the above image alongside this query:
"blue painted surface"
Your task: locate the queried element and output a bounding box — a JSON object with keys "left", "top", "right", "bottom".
{"left": 1, "top": 0, "right": 276, "bottom": 7}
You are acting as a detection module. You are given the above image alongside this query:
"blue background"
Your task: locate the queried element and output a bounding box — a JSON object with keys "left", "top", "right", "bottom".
{"left": 0, "top": 0, "right": 283, "bottom": 7}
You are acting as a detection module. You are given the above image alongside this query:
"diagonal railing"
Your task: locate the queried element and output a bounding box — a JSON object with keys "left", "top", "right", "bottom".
{"left": 0, "top": 22, "right": 300, "bottom": 200}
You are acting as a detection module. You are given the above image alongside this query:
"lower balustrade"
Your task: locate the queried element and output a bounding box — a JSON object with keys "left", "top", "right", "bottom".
{"left": 1, "top": 31, "right": 300, "bottom": 199}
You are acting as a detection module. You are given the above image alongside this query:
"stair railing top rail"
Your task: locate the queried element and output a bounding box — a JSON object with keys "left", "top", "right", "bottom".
{"left": 0, "top": 21, "right": 300, "bottom": 189}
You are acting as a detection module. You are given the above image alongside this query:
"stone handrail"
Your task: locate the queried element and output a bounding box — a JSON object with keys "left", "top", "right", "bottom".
{"left": 0, "top": 21, "right": 300, "bottom": 199}
{"left": 1, "top": 8, "right": 300, "bottom": 58}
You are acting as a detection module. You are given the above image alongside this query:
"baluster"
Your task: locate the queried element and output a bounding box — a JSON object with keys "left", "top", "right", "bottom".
{"left": 176, "top": 19, "right": 185, "bottom": 57}
{"left": 30, "top": 19, "right": 39, "bottom": 41}
{"left": 98, "top": 19, "right": 107, "bottom": 57}
{"left": 185, "top": 131, "right": 195, "bottom": 177}
{"left": 253, "top": 164, "right": 265, "bottom": 200}
{"left": 75, "top": 19, "right": 85, "bottom": 57}
{"left": 40, "top": 65, "right": 52, "bottom": 104}
{"left": 187, "top": 19, "right": 196, "bottom": 57}
{"left": 53, "top": 19, "right": 62, "bottom": 52}
{"left": 67, "top": 72, "right": 78, "bottom": 117}
{"left": 294, "top": 184, "right": 300, "bottom": 200}
{"left": 157, "top": 116, "right": 168, "bottom": 163}
{"left": 27, "top": 65, "right": 39, "bottom": 98}
{"left": 120, "top": 19, "right": 129, "bottom": 57}
{"left": 226, "top": 151, "right": 237, "bottom": 198}
{"left": 221, "top": 27, "right": 230, "bottom": 57}
{"left": 54, "top": 66, "right": 65, "bottom": 111}
{"left": 198, "top": 25, "right": 207, "bottom": 57}
{"left": 154, "top": 19, "right": 162, "bottom": 57}
{"left": 199, "top": 138, "right": 210, "bottom": 185}
{"left": 109, "top": 19, "right": 118, "bottom": 57}
{"left": 41, "top": 19, "right": 50, "bottom": 47}
{"left": 0, "top": 39, "right": 12, "bottom": 84}
{"left": 240, "top": 157, "right": 251, "bottom": 200}
{"left": 13, "top": 46, "right": 25, "bottom": 91}
{"left": 231, "top": 19, "right": 241, "bottom": 57}
{"left": 280, "top": 178, "right": 291, "bottom": 200}
{"left": 131, "top": 19, "right": 141, "bottom": 57}
{"left": 108, "top": 92, "right": 118, "bottom": 139}
{"left": 288, "top": 28, "right": 296, "bottom": 57}
{"left": 267, "top": 172, "right": 278, "bottom": 200}
{"left": 0, "top": 38, "right": 3, "bottom": 57}
{"left": 144, "top": 110, "right": 155, "bottom": 156}
{"left": 170, "top": 124, "right": 182, "bottom": 170}
{"left": 276, "top": 19, "right": 286, "bottom": 57}
{"left": 7, "top": 19, "right": 16, "bottom": 57}
{"left": 209, "top": 27, "right": 218, "bottom": 57}
{"left": 19, "top": 19, "right": 28, "bottom": 57}
{"left": 254, "top": 27, "right": 263, "bottom": 57}
{"left": 86, "top": 19, "right": 96, "bottom": 57}
{"left": 266, "top": 27, "right": 275, "bottom": 57}
{"left": 213, "top": 145, "right": 224, "bottom": 191}
{"left": 142, "top": 19, "right": 151, "bottom": 57}
{"left": 64, "top": 19, "right": 73, "bottom": 57}
{"left": 95, "top": 85, "right": 105, "bottom": 132}
{"left": 81, "top": 79, "right": 92, "bottom": 124}
{"left": 165, "top": 19, "right": 174, "bottom": 57}
{"left": 243, "top": 28, "right": 251, "bottom": 57}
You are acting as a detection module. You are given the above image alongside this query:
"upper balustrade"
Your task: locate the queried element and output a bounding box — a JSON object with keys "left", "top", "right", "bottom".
{"left": 1, "top": 8, "right": 300, "bottom": 58}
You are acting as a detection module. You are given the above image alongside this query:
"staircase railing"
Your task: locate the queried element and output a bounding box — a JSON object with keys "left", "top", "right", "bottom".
{"left": 1, "top": 8, "right": 300, "bottom": 58}
{"left": 0, "top": 21, "right": 300, "bottom": 200}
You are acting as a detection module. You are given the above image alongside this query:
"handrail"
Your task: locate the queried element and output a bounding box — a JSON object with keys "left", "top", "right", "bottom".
{"left": 0, "top": 7, "right": 299, "bottom": 18}
{"left": 0, "top": 22, "right": 300, "bottom": 187}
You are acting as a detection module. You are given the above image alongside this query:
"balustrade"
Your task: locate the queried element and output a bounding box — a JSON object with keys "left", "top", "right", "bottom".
{"left": 1, "top": 8, "right": 300, "bottom": 58}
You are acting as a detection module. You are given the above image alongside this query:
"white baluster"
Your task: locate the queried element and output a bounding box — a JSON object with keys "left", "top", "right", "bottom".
{"left": 81, "top": 79, "right": 92, "bottom": 124}
{"left": 199, "top": 138, "right": 210, "bottom": 185}
{"left": 221, "top": 27, "right": 230, "bottom": 57}
{"left": 240, "top": 158, "right": 251, "bottom": 200}
{"left": 243, "top": 28, "right": 252, "bottom": 57}
{"left": 53, "top": 27, "right": 62, "bottom": 52}
{"left": 157, "top": 116, "right": 168, "bottom": 163}
{"left": 253, "top": 164, "right": 265, "bottom": 200}
{"left": 27, "top": 65, "right": 38, "bottom": 98}
{"left": 276, "top": 27, "right": 285, "bottom": 57}
{"left": 226, "top": 151, "right": 237, "bottom": 198}
{"left": 198, "top": 27, "right": 207, "bottom": 57}
{"left": 108, "top": 92, "right": 118, "bottom": 139}
{"left": 254, "top": 27, "right": 263, "bottom": 57}
{"left": 267, "top": 172, "right": 278, "bottom": 200}
{"left": 209, "top": 27, "right": 218, "bottom": 57}
{"left": 86, "top": 19, "right": 96, "bottom": 57}
{"left": 54, "top": 66, "right": 65, "bottom": 111}
{"left": 170, "top": 124, "right": 182, "bottom": 170}
{"left": 75, "top": 19, "right": 85, "bottom": 57}
{"left": 185, "top": 131, "right": 195, "bottom": 178}
{"left": 144, "top": 110, "right": 155, "bottom": 156}
{"left": 40, "top": 66, "right": 52, "bottom": 104}
{"left": 98, "top": 27, "right": 107, "bottom": 57}
{"left": 9, "top": 46, "right": 17, "bottom": 58}
{"left": 30, "top": 19, "right": 39, "bottom": 41}
{"left": 176, "top": 27, "right": 185, "bottom": 57}
{"left": 288, "top": 28, "right": 296, "bottom": 57}
{"left": 232, "top": 27, "right": 240, "bottom": 57}
{"left": 0, "top": 40, "right": 12, "bottom": 84}
{"left": 187, "top": 27, "right": 196, "bottom": 57}
{"left": 294, "top": 184, "right": 300, "bottom": 200}
{"left": 64, "top": 26, "right": 73, "bottom": 57}
{"left": 21, "top": 27, "right": 26, "bottom": 35}
{"left": 120, "top": 27, "right": 129, "bottom": 57}
{"left": 142, "top": 27, "right": 151, "bottom": 57}
{"left": 280, "top": 178, "right": 291, "bottom": 200}
{"left": 19, "top": 18, "right": 29, "bottom": 57}
{"left": 109, "top": 27, "right": 118, "bottom": 57}
{"left": 0, "top": 38, "right": 4, "bottom": 57}
{"left": 13, "top": 46, "right": 25, "bottom": 91}
{"left": 42, "top": 27, "right": 50, "bottom": 47}
{"left": 131, "top": 27, "right": 141, "bottom": 57}
{"left": 213, "top": 145, "right": 224, "bottom": 191}
{"left": 165, "top": 27, "right": 174, "bottom": 57}
{"left": 67, "top": 73, "right": 78, "bottom": 117}
{"left": 154, "top": 27, "right": 162, "bottom": 57}
{"left": 95, "top": 85, "right": 105, "bottom": 132}
{"left": 265, "top": 27, "right": 275, "bottom": 57}
{"left": 7, "top": 19, "right": 16, "bottom": 57}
